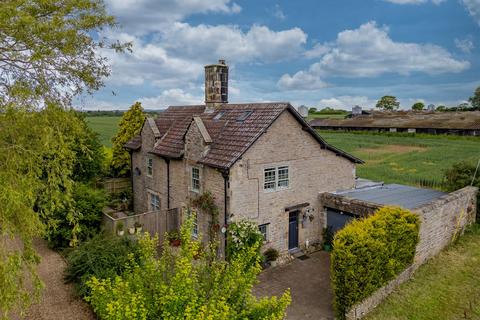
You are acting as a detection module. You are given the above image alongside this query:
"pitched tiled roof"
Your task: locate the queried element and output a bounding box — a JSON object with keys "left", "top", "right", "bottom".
{"left": 126, "top": 102, "right": 363, "bottom": 168}
{"left": 124, "top": 135, "right": 142, "bottom": 150}
{"left": 199, "top": 103, "right": 290, "bottom": 168}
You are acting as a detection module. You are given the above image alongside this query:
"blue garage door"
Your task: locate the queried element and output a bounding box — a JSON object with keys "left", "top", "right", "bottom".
{"left": 326, "top": 207, "right": 356, "bottom": 233}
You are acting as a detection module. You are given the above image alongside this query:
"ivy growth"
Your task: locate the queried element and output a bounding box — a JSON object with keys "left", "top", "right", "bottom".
{"left": 191, "top": 191, "right": 220, "bottom": 241}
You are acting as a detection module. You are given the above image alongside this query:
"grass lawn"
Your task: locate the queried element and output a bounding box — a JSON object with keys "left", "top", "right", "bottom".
{"left": 366, "top": 225, "right": 480, "bottom": 320}
{"left": 85, "top": 116, "right": 121, "bottom": 148}
{"left": 319, "top": 131, "right": 480, "bottom": 188}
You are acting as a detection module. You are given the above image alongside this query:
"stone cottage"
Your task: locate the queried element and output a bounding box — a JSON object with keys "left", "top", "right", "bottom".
{"left": 125, "top": 60, "right": 363, "bottom": 257}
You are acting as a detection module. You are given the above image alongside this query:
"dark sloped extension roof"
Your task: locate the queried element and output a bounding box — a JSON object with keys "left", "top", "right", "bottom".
{"left": 125, "top": 102, "right": 363, "bottom": 169}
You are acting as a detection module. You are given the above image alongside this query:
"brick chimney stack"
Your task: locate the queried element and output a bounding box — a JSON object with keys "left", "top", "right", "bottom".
{"left": 205, "top": 59, "right": 228, "bottom": 113}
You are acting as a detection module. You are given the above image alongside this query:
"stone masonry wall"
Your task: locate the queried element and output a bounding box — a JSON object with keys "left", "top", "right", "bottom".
{"left": 229, "top": 111, "right": 356, "bottom": 256}
{"left": 184, "top": 120, "right": 226, "bottom": 253}
{"left": 132, "top": 121, "right": 155, "bottom": 214}
{"left": 320, "top": 193, "right": 381, "bottom": 218}
{"left": 132, "top": 120, "right": 187, "bottom": 215}
{"left": 346, "top": 186, "right": 478, "bottom": 320}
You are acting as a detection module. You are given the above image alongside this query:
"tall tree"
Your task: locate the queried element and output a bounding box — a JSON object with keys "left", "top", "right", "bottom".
{"left": 0, "top": 0, "right": 126, "bottom": 316}
{"left": 111, "top": 102, "right": 145, "bottom": 177}
{"left": 468, "top": 87, "right": 480, "bottom": 109}
{"left": 411, "top": 102, "right": 425, "bottom": 111}
{"left": 376, "top": 96, "right": 400, "bottom": 110}
{"left": 0, "top": 105, "right": 107, "bottom": 316}
{"left": 0, "top": 0, "right": 129, "bottom": 108}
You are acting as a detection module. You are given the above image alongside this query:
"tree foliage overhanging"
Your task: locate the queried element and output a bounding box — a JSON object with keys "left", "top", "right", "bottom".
{"left": 0, "top": 0, "right": 126, "bottom": 316}
{"left": 0, "top": 0, "right": 130, "bottom": 108}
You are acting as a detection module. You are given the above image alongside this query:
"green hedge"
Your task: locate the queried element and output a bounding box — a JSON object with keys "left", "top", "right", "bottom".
{"left": 331, "top": 206, "right": 420, "bottom": 319}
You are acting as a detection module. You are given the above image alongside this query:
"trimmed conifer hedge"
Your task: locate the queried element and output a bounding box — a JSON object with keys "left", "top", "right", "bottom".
{"left": 331, "top": 206, "right": 420, "bottom": 319}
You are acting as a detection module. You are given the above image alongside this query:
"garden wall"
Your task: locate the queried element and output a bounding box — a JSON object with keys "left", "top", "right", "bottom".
{"left": 346, "top": 186, "right": 478, "bottom": 320}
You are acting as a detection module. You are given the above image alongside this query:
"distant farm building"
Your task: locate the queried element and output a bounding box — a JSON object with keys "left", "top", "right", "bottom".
{"left": 310, "top": 111, "right": 480, "bottom": 136}
{"left": 297, "top": 105, "right": 309, "bottom": 117}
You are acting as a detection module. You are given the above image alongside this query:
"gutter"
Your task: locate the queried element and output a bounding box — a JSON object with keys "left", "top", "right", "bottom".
{"left": 165, "top": 158, "right": 170, "bottom": 209}
{"left": 222, "top": 169, "right": 229, "bottom": 256}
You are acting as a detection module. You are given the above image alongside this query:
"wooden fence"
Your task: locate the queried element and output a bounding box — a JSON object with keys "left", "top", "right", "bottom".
{"left": 103, "top": 208, "right": 180, "bottom": 244}
{"left": 102, "top": 177, "right": 131, "bottom": 194}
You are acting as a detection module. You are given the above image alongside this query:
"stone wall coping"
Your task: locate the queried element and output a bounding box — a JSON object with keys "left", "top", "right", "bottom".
{"left": 319, "top": 192, "right": 382, "bottom": 217}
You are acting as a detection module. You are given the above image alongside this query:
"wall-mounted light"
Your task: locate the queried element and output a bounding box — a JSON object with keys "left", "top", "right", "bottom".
{"left": 134, "top": 167, "right": 141, "bottom": 176}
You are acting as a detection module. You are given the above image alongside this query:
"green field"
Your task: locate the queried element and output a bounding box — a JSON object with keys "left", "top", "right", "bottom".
{"left": 86, "top": 116, "right": 121, "bottom": 147}
{"left": 319, "top": 131, "right": 480, "bottom": 189}
{"left": 367, "top": 225, "right": 480, "bottom": 320}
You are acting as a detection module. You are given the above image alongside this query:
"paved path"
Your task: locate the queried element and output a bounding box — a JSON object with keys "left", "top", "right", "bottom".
{"left": 23, "top": 239, "right": 95, "bottom": 320}
{"left": 254, "top": 251, "right": 334, "bottom": 320}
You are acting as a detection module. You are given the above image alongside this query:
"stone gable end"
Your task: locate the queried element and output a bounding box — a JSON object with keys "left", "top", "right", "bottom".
{"left": 229, "top": 110, "right": 356, "bottom": 254}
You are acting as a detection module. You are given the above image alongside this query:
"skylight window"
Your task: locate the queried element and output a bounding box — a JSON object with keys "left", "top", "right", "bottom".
{"left": 236, "top": 110, "right": 253, "bottom": 122}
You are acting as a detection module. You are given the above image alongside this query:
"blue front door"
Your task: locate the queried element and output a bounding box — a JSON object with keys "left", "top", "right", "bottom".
{"left": 288, "top": 211, "right": 299, "bottom": 250}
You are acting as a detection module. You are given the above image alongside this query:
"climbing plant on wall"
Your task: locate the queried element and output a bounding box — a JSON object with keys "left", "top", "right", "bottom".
{"left": 191, "top": 191, "right": 220, "bottom": 241}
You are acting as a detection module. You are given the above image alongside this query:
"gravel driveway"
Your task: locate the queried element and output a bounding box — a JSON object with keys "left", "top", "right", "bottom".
{"left": 22, "top": 238, "right": 95, "bottom": 320}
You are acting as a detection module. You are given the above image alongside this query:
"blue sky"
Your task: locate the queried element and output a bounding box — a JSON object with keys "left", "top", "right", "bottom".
{"left": 77, "top": 0, "right": 480, "bottom": 110}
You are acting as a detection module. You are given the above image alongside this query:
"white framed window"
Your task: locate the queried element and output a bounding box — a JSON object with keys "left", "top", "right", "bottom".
{"left": 264, "top": 167, "right": 276, "bottom": 191}
{"left": 146, "top": 157, "right": 153, "bottom": 177}
{"left": 191, "top": 167, "right": 200, "bottom": 192}
{"left": 258, "top": 223, "right": 269, "bottom": 242}
{"left": 277, "top": 166, "right": 289, "bottom": 189}
{"left": 149, "top": 193, "right": 160, "bottom": 211}
{"left": 263, "top": 166, "right": 290, "bottom": 191}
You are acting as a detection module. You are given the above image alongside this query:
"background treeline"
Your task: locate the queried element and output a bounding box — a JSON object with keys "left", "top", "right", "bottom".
{"left": 81, "top": 109, "right": 164, "bottom": 117}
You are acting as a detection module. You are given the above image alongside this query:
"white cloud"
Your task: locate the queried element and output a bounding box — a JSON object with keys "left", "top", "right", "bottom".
{"left": 278, "top": 70, "right": 328, "bottom": 90}
{"left": 139, "top": 89, "right": 203, "bottom": 108}
{"left": 105, "top": 0, "right": 241, "bottom": 34}
{"left": 278, "top": 21, "right": 470, "bottom": 90}
{"left": 318, "top": 96, "right": 376, "bottom": 109}
{"left": 100, "top": 33, "right": 203, "bottom": 88}
{"left": 100, "top": 21, "right": 307, "bottom": 89}
{"left": 304, "top": 43, "right": 330, "bottom": 59}
{"left": 461, "top": 0, "right": 480, "bottom": 26}
{"left": 383, "top": 0, "right": 445, "bottom": 4}
{"left": 162, "top": 23, "right": 307, "bottom": 63}
{"left": 455, "top": 37, "right": 474, "bottom": 53}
